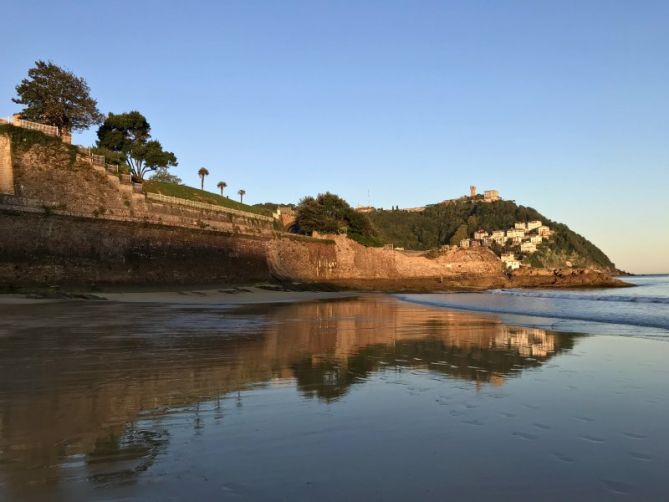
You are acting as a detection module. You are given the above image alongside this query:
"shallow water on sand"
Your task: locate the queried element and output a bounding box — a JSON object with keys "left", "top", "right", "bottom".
{"left": 0, "top": 296, "right": 668, "bottom": 500}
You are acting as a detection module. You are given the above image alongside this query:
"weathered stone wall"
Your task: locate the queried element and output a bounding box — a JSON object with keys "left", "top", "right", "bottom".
{"left": 267, "top": 234, "right": 503, "bottom": 283}
{"left": 6, "top": 134, "right": 274, "bottom": 235}
{"left": 0, "top": 135, "right": 14, "bottom": 195}
{"left": 0, "top": 208, "right": 272, "bottom": 287}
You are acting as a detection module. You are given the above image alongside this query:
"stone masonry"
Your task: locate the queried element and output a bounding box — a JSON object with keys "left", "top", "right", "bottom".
{"left": 0, "top": 135, "right": 13, "bottom": 195}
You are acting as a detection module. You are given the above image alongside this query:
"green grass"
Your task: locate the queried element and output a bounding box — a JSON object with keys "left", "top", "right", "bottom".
{"left": 142, "top": 181, "right": 272, "bottom": 216}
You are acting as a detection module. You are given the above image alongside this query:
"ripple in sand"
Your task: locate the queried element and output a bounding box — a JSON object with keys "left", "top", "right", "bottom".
{"left": 603, "top": 479, "right": 632, "bottom": 495}
{"left": 533, "top": 422, "right": 552, "bottom": 430}
{"left": 622, "top": 432, "right": 647, "bottom": 440}
{"left": 579, "top": 434, "right": 605, "bottom": 444}
{"left": 512, "top": 432, "right": 537, "bottom": 440}
{"left": 629, "top": 452, "right": 652, "bottom": 462}
{"left": 551, "top": 452, "right": 575, "bottom": 463}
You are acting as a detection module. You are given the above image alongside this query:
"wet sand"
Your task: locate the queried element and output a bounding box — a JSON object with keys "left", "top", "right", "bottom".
{"left": 0, "top": 296, "right": 667, "bottom": 500}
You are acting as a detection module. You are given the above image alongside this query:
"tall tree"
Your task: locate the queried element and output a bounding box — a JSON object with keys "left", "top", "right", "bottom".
{"left": 217, "top": 181, "right": 227, "bottom": 196}
{"left": 96, "top": 111, "right": 177, "bottom": 180}
{"left": 294, "top": 192, "right": 380, "bottom": 246}
{"left": 238, "top": 189, "right": 246, "bottom": 203}
{"left": 13, "top": 60, "right": 103, "bottom": 133}
{"left": 198, "top": 167, "right": 209, "bottom": 190}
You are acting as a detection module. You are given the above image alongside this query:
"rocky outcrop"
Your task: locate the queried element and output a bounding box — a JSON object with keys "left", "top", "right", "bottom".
{"left": 507, "top": 266, "right": 630, "bottom": 288}
{"left": 267, "top": 234, "right": 504, "bottom": 287}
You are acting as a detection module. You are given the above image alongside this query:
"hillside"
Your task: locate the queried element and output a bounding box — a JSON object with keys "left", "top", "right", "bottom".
{"left": 367, "top": 200, "right": 616, "bottom": 271}
{"left": 142, "top": 181, "right": 272, "bottom": 216}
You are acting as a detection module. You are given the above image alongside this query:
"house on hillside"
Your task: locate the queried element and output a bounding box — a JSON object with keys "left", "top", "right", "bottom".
{"left": 530, "top": 235, "right": 543, "bottom": 244}
{"left": 507, "top": 228, "right": 525, "bottom": 239}
{"left": 505, "top": 260, "right": 521, "bottom": 270}
{"left": 537, "top": 225, "right": 551, "bottom": 236}
{"left": 527, "top": 220, "right": 542, "bottom": 231}
{"left": 521, "top": 242, "right": 537, "bottom": 253}
{"left": 474, "top": 229, "right": 488, "bottom": 240}
{"left": 514, "top": 222, "right": 527, "bottom": 230}
{"left": 501, "top": 252, "right": 516, "bottom": 262}
{"left": 459, "top": 238, "right": 470, "bottom": 249}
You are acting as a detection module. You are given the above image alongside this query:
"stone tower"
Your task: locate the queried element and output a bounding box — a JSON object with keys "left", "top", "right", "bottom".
{"left": 470, "top": 185, "right": 477, "bottom": 198}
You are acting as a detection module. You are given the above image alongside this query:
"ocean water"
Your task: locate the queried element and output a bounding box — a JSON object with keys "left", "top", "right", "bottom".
{"left": 398, "top": 275, "right": 669, "bottom": 337}
{"left": 1, "top": 294, "right": 668, "bottom": 500}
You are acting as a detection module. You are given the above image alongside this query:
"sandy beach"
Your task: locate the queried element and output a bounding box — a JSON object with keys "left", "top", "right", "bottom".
{"left": 1, "top": 292, "right": 668, "bottom": 500}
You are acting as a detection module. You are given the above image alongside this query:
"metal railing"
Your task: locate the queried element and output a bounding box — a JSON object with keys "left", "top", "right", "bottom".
{"left": 146, "top": 192, "right": 273, "bottom": 222}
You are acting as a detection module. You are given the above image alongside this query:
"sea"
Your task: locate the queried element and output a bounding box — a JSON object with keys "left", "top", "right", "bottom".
{"left": 398, "top": 275, "right": 669, "bottom": 337}
{"left": 0, "top": 276, "right": 668, "bottom": 500}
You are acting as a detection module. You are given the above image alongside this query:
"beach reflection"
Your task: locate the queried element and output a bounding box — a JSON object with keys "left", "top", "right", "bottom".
{"left": 0, "top": 296, "right": 575, "bottom": 498}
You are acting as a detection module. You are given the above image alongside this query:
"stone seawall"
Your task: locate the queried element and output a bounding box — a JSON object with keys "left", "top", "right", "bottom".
{"left": 0, "top": 207, "right": 272, "bottom": 288}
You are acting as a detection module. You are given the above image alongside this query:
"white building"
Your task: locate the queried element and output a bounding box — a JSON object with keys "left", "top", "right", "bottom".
{"left": 527, "top": 220, "right": 542, "bottom": 231}
{"left": 491, "top": 230, "right": 505, "bottom": 240}
{"left": 521, "top": 242, "right": 537, "bottom": 254}
{"left": 530, "top": 235, "right": 543, "bottom": 244}
{"left": 501, "top": 252, "right": 516, "bottom": 262}
{"left": 505, "top": 260, "right": 521, "bottom": 270}
{"left": 514, "top": 222, "right": 527, "bottom": 230}
{"left": 537, "top": 225, "right": 551, "bottom": 236}
{"left": 507, "top": 228, "right": 525, "bottom": 239}
{"left": 482, "top": 237, "right": 493, "bottom": 247}
{"left": 460, "top": 238, "right": 470, "bottom": 249}
{"left": 474, "top": 230, "right": 488, "bottom": 240}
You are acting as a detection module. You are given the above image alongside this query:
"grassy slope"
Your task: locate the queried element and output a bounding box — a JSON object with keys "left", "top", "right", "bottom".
{"left": 367, "top": 200, "right": 616, "bottom": 270}
{"left": 143, "top": 181, "right": 272, "bottom": 216}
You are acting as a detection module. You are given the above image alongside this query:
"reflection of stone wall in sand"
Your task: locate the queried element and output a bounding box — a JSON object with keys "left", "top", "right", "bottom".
{"left": 268, "top": 234, "right": 503, "bottom": 282}
{"left": 0, "top": 299, "right": 574, "bottom": 494}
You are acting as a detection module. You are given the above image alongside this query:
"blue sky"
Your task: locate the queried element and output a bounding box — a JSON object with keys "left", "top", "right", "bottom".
{"left": 1, "top": 0, "right": 667, "bottom": 273}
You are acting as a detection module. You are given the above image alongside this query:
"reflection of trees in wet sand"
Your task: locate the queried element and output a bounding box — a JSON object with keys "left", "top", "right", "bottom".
{"left": 0, "top": 298, "right": 577, "bottom": 495}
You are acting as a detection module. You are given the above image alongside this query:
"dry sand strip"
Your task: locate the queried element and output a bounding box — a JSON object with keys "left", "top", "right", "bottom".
{"left": 0, "top": 287, "right": 359, "bottom": 305}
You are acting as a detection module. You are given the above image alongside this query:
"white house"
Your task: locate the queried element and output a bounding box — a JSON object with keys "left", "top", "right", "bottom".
{"left": 507, "top": 228, "right": 525, "bottom": 239}
{"left": 527, "top": 220, "right": 542, "bottom": 231}
{"left": 474, "top": 229, "right": 488, "bottom": 240}
{"left": 505, "top": 260, "right": 521, "bottom": 270}
{"left": 521, "top": 242, "right": 537, "bottom": 253}
{"left": 460, "top": 238, "right": 470, "bottom": 248}
{"left": 530, "top": 235, "right": 543, "bottom": 244}
{"left": 537, "top": 225, "right": 551, "bottom": 236}
{"left": 501, "top": 252, "right": 515, "bottom": 262}
{"left": 514, "top": 222, "right": 526, "bottom": 230}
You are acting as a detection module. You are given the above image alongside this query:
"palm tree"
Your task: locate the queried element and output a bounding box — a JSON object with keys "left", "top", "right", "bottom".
{"left": 217, "top": 181, "right": 227, "bottom": 196}
{"left": 198, "top": 167, "right": 209, "bottom": 190}
{"left": 238, "top": 189, "right": 246, "bottom": 203}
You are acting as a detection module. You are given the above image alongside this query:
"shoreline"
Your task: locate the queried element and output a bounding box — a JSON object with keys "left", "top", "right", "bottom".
{"left": 0, "top": 271, "right": 632, "bottom": 305}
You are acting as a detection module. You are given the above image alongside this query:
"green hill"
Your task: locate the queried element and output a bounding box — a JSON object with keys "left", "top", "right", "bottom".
{"left": 142, "top": 181, "right": 272, "bottom": 216}
{"left": 367, "top": 200, "right": 616, "bottom": 271}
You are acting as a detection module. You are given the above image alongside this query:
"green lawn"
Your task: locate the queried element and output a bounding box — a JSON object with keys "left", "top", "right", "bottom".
{"left": 142, "top": 181, "right": 272, "bottom": 216}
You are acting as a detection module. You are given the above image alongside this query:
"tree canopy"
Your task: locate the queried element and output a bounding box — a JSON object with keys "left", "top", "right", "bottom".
{"left": 293, "top": 192, "right": 382, "bottom": 246}
{"left": 13, "top": 60, "right": 104, "bottom": 132}
{"left": 96, "top": 111, "right": 177, "bottom": 180}
{"left": 151, "top": 166, "right": 182, "bottom": 185}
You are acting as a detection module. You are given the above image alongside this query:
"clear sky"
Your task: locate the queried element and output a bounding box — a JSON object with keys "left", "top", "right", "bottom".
{"left": 1, "top": 0, "right": 667, "bottom": 273}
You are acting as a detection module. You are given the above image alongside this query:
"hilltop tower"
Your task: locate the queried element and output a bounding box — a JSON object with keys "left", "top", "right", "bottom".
{"left": 470, "top": 185, "right": 477, "bottom": 198}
